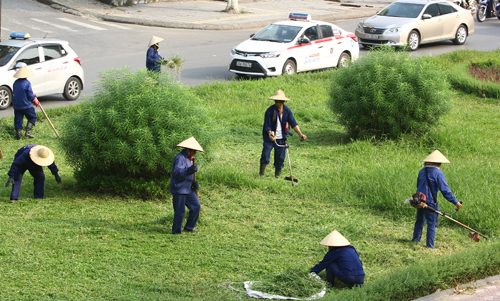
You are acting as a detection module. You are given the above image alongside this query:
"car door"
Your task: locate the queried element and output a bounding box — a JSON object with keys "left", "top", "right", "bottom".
{"left": 40, "top": 44, "right": 70, "bottom": 94}
{"left": 420, "top": 3, "right": 444, "bottom": 43}
{"left": 438, "top": 2, "right": 460, "bottom": 38}
{"left": 13, "top": 45, "right": 45, "bottom": 95}
{"left": 296, "top": 25, "right": 323, "bottom": 72}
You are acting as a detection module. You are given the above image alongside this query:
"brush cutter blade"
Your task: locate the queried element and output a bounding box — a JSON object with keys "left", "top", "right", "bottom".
{"left": 468, "top": 232, "right": 480, "bottom": 242}
{"left": 285, "top": 177, "right": 298, "bottom": 183}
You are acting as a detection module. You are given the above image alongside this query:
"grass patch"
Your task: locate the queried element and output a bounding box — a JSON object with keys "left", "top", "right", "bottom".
{"left": 1, "top": 51, "right": 500, "bottom": 300}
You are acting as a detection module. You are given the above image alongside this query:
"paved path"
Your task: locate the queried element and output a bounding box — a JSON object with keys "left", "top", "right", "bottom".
{"left": 32, "top": 0, "right": 500, "bottom": 300}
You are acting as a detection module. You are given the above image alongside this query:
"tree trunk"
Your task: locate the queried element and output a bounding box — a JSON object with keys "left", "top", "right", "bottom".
{"left": 224, "top": 0, "right": 239, "bottom": 14}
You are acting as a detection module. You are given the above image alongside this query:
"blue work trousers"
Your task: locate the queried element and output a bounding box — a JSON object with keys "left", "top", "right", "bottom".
{"left": 326, "top": 263, "right": 365, "bottom": 287}
{"left": 412, "top": 207, "right": 438, "bottom": 248}
{"left": 172, "top": 191, "right": 200, "bottom": 234}
{"left": 260, "top": 138, "right": 286, "bottom": 169}
{"left": 10, "top": 166, "right": 45, "bottom": 200}
{"left": 14, "top": 107, "right": 37, "bottom": 130}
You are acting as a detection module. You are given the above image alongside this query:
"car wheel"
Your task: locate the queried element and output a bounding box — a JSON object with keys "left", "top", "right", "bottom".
{"left": 63, "top": 77, "right": 82, "bottom": 101}
{"left": 477, "top": 6, "right": 486, "bottom": 22}
{"left": 407, "top": 30, "right": 420, "bottom": 51}
{"left": 0, "top": 86, "right": 13, "bottom": 110}
{"left": 282, "top": 59, "right": 296, "bottom": 75}
{"left": 452, "top": 25, "right": 467, "bottom": 45}
{"left": 337, "top": 52, "right": 351, "bottom": 68}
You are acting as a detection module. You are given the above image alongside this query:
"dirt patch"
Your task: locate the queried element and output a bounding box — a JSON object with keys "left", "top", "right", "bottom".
{"left": 469, "top": 65, "right": 500, "bottom": 85}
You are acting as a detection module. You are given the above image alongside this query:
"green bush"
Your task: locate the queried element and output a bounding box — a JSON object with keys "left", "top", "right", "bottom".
{"left": 59, "top": 68, "right": 213, "bottom": 199}
{"left": 447, "top": 63, "right": 500, "bottom": 99}
{"left": 329, "top": 48, "right": 452, "bottom": 139}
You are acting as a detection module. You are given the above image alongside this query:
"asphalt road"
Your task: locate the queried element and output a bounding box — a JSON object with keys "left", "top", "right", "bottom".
{"left": 0, "top": 0, "right": 499, "bottom": 118}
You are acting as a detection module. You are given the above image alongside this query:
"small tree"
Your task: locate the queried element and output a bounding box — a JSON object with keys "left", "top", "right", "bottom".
{"left": 60, "top": 67, "right": 213, "bottom": 199}
{"left": 329, "top": 48, "right": 452, "bottom": 139}
{"left": 224, "top": 0, "right": 239, "bottom": 14}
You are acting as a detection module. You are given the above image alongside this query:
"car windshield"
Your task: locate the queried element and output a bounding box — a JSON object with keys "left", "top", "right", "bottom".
{"left": 0, "top": 45, "right": 20, "bottom": 67}
{"left": 252, "top": 25, "right": 302, "bottom": 43}
{"left": 378, "top": 3, "right": 425, "bottom": 18}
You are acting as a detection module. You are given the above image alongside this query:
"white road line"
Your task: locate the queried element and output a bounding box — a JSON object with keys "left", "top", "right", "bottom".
{"left": 91, "top": 21, "right": 131, "bottom": 30}
{"left": 31, "top": 18, "right": 76, "bottom": 31}
{"left": 57, "top": 18, "right": 107, "bottom": 31}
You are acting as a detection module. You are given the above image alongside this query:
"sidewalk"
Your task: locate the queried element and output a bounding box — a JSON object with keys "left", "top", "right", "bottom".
{"left": 414, "top": 275, "right": 500, "bottom": 301}
{"left": 36, "top": 0, "right": 391, "bottom": 30}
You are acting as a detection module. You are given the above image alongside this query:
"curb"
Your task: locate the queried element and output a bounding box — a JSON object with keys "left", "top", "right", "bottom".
{"left": 413, "top": 275, "right": 500, "bottom": 301}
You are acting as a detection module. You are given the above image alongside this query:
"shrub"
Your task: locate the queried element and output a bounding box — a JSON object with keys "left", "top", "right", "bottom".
{"left": 328, "top": 48, "right": 452, "bottom": 139}
{"left": 60, "top": 68, "right": 213, "bottom": 199}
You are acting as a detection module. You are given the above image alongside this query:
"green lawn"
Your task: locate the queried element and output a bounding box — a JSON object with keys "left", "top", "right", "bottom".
{"left": 1, "top": 51, "right": 499, "bottom": 300}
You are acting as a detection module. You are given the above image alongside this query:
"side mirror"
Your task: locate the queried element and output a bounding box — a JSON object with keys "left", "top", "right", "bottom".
{"left": 299, "top": 37, "right": 310, "bottom": 44}
{"left": 250, "top": 33, "right": 255, "bottom": 38}
{"left": 422, "top": 14, "right": 432, "bottom": 19}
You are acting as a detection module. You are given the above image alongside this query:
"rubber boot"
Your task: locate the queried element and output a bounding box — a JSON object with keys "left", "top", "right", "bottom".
{"left": 25, "top": 122, "right": 35, "bottom": 138}
{"left": 259, "top": 164, "right": 266, "bottom": 178}
{"left": 16, "top": 129, "right": 22, "bottom": 140}
{"left": 275, "top": 167, "right": 282, "bottom": 178}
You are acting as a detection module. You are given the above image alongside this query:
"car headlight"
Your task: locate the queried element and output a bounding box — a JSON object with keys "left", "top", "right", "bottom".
{"left": 356, "top": 23, "right": 363, "bottom": 31}
{"left": 231, "top": 47, "right": 236, "bottom": 55}
{"left": 385, "top": 27, "right": 401, "bottom": 34}
{"left": 260, "top": 52, "right": 281, "bottom": 58}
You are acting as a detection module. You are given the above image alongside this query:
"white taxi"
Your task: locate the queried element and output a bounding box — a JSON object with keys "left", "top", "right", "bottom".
{"left": 229, "top": 13, "right": 359, "bottom": 77}
{"left": 0, "top": 32, "right": 84, "bottom": 110}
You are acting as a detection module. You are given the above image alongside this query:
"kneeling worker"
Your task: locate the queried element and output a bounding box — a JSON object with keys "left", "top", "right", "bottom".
{"left": 310, "top": 230, "right": 365, "bottom": 288}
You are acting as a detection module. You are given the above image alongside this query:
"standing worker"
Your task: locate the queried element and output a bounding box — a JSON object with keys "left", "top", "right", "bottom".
{"left": 5, "top": 144, "right": 61, "bottom": 203}
{"left": 146, "top": 36, "right": 164, "bottom": 72}
{"left": 411, "top": 150, "right": 462, "bottom": 248}
{"left": 170, "top": 137, "right": 204, "bottom": 234}
{"left": 260, "top": 89, "right": 307, "bottom": 178}
{"left": 12, "top": 65, "right": 40, "bottom": 139}
{"left": 310, "top": 230, "right": 365, "bottom": 288}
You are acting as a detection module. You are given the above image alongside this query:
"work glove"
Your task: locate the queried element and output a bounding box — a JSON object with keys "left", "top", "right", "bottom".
{"left": 55, "top": 173, "right": 62, "bottom": 184}
{"left": 269, "top": 131, "right": 276, "bottom": 142}
{"left": 187, "top": 163, "right": 198, "bottom": 175}
{"left": 456, "top": 201, "right": 462, "bottom": 210}
{"left": 5, "top": 177, "right": 14, "bottom": 187}
{"left": 33, "top": 98, "right": 40, "bottom": 107}
{"left": 309, "top": 272, "right": 320, "bottom": 280}
{"left": 192, "top": 181, "right": 199, "bottom": 191}
{"left": 300, "top": 134, "right": 307, "bottom": 141}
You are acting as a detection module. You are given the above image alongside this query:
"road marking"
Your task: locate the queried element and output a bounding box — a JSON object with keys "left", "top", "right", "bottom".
{"left": 57, "top": 18, "right": 107, "bottom": 31}
{"left": 31, "top": 18, "right": 77, "bottom": 31}
{"left": 91, "top": 21, "right": 131, "bottom": 30}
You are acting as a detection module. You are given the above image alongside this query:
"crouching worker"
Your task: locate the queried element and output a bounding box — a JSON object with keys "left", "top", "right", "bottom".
{"left": 310, "top": 230, "right": 365, "bottom": 288}
{"left": 170, "top": 137, "right": 204, "bottom": 234}
{"left": 5, "top": 145, "right": 61, "bottom": 203}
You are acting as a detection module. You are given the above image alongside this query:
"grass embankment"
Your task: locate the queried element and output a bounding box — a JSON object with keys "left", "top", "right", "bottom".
{"left": 1, "top": 50, "right": 500, "bottom": 300}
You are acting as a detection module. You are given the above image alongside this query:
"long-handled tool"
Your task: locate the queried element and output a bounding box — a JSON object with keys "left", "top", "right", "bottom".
{"left": 192, "top": 157, "right": 199, "bottom": 199}
{"left": 274, "top": 141, "right": 298, "bottom": 186}
{"left": 38, "top": 103, "right": 61, "bottom": 138}
{"left": 423, "top": 203, "right": 488, "bottom": 240}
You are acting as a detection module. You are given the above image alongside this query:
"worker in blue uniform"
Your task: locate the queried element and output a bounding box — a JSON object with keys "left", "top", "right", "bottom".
{"left": 146, "top": 35, "right": 164, "bottom": 72}
{"left": 5, "top": 145, "right": 61, "bottom": 203}
{"left": 412, "top": 150, "right": 462, "bottom": 248}
{"left": 170, "top": 137, "right": 204, "bottom": 234}
{"left": 260, "top": 89, "right": 307, "bottom": 178}
{"left": 310, "top": 230, "right": 365, "bottom": 288}
{"left": 12, "top": 65, "right": 40, "bottom": 139}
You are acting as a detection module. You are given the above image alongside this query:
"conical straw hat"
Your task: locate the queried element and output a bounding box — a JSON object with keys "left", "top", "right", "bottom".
{"left": 177, "top": 137, "right": 204, "bottom": 152}
{"left": 268, "top": 89, "right": 290, "bottom": 101}
{"left": 423, "top": 150, "right": 450, "bottom": 164}
{"left": 14, "top": 66, "right": 34, "bottom": 79}
{"left": 319, "top": 230, "right": 351, "bottom": 247}
{"left": 29, "top": 145, "right": 55, "bottom": 166}
{"left": 148, "top": 36, "right": 164, "bottom": 48}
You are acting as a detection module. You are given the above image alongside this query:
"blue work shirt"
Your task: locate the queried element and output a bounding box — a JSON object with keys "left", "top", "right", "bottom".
{"left": 146, "top": 46, "right": 163, "bottom": 72}
{"left": 169, "top": 149, "right": 195, "bottom": 195}
{"left": 311, "top": 245, "right": 365, "bottom": 276}
{"left": 12, "top": 78, "right": 36, "bottom": 110}
{"left": 262, "top": 104, "right": 298, "bottom": 143}
{"left": 417, "top": 167, "right": 458, "bottom": 210}
{"left": 8, "top": 144, "right": 59, "bottom": 178}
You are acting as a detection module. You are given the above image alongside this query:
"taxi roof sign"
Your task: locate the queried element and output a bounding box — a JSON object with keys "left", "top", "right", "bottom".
{"left": 10, "top": 32, "right": 31, "bottom": 40}
{"left": 289, "top": 13, "right": 311, "bottom": 21}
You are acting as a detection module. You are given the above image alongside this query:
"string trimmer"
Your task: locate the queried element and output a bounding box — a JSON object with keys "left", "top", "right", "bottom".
{"left": 274, "top": 141, "right": 297, "bottom": 186}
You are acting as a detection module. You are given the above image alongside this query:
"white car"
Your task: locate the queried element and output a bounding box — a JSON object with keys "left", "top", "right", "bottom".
{"left": 229, "top": 13, "right": 359, "bottom": 77}
{"left": 355, "top": 0, "right": 475, "bottom": 51}
{"left": 0, "top": 32, "right": 85, "bottom": 110}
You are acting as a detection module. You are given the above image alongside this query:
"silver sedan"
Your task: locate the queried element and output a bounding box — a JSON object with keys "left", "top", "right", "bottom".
{"left": 355, "top": 0, "right": 475, "bottom": 51}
